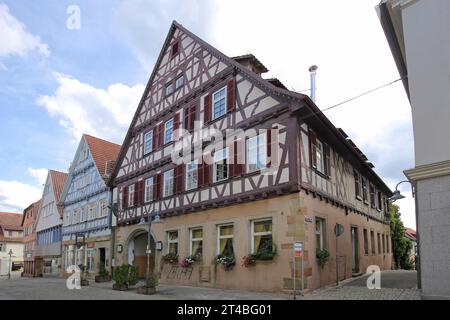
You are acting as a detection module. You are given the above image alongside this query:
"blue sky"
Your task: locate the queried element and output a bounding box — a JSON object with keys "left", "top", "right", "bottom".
{"left": 0, "top": 1, "right": 416, "bottom": 229}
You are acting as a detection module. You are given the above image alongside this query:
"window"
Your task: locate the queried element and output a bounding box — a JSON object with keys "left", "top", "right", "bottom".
{"left": 86, "top": 248, "right": 94, "bottom": 272}
{"left": 65, "top": 212, "right": 70, "bottom": 226}
{"left": 100, "top": 200, "right": 108, "bottom": 217}
{"left": 386, "top": 235, "right": 390, "bottom": 253}
{"left": 315, "top": 218, "right": 325, "bottom": 250}
{"left": 190, "top": 228, "right": 203, "bottom": 257}
{"left": 369, "top": 184, "right": 376, "bottom": 208}
{"left": 166, "top": 82, "right": 174, "bottom": 96}
{"left": 81, "top": 206, "right": 87, "bottom": 222}
{"left": 164, "top": 118, "right": 174, "bottom": 144}
{"left": 0, "top": 243, "right": 5, "bottom": 252}
{"left": 128, "top": 184, "right": 135, "bottom": 207}
{"left": 171, "top": 42, "right": 179, "bottom": 58}
{"left": 163, "top": 169, "right": 174, "bottom": 197}
{"left": 247, "top": 133, "right": 266, "bottom": 172}
{"left": 377, "top": 233, "right": 381, "bottom": 254}
{"left": 371, "top": 230, "right": 375, "bottom": 255}
{"left": 76, "top": 247, "right": 84, "bottom": 266}
{"left": 354, "top": 171, "right": 362, "bottom": 199}
{"left": 217, "top": 224, "right": 234, "bottom": 256}
{"left": 8, "top": 230, "right": 13, "bottom": 237}
{"left": 377, "top": 191, "right": 383, "bottom": 211}
{"left": 214, "top": 147, "right": 229, "bottom": 182}
{"left": 362, "top": 178, "right": 368, "bottom": 204}
{"left": 144, "top": 131, "right": 153, "bottom": 155}
{"left": 315, "top": 140, "right": 325, "bottom": 174}
{"left": 363, "top": 229, "right": 369, "bottom": 255}
{"left": 382, "top": 234, "right": 386, "bottom": 254}
{"left": 251, "top": 219, "right": 272, "bottom": 254}
{"left": 186, "top": 162, "right": 198, "bottom": 190}
{"left": 175, "top": 75, "right": 184, "bottom": 89}
{"left": 167, "top": 231, "right": 178, "bottom": 255}
{"left": 212, "top": 87, "right": 226, "bottom": 119}
{"left": 144, "top": 177, "right": 154, "bottom": 202}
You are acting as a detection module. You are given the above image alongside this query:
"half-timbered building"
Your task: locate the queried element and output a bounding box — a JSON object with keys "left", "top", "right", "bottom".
{"left": 109, "top": 21, "right": 393, "bottom": 292}
{"left": 21, "top": 200, "right": 41, "bottom": 277}
{"left": 59, "top": 134, "right": 120, "bottom": 279}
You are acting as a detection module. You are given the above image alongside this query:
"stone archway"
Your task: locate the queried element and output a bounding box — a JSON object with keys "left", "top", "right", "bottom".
{"left": 125, "top": 228, "right": 156, "bottom": 278}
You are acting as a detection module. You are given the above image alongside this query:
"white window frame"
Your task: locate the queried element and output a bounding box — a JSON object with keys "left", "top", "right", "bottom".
{"left": 163, "top": 169, "right": 174, "bottom": 198}
{"left": 144, "top": 130, "right": 153, "bottom": 155}
{"left": 213, "top": 147, "right": 229, "bottom": 182}
{"left": 251, "top": 218, "right": 273, "bottom": 254}
{"left": 212, "top": 86, "right": 227, "bottom": 120}
{"left": 189, "top": 228, "right": 203, "bottom": 256}
{"left": 167, "top": 230, "right": 179, "bottom": 254}
{"left": 185, "top": 161, "right": 198, "bottom": 190}
{"left": 164, "top": 118, "right": 174, "bottom": 144}
{"left": 217, "top": 224, "right": 234, "bottom": 255}
{"left": 144, "top": 177, "right": 154, "bottom": 203}
{"left": 166, "top": 82, "right": 174, "bottom": 96}
{"left": 86, "top": 248, "right": 95, "bottom": 272}
{"left": 316, "top": 139, "right": 325, "bottom": 174}
{"left": 315, "top": 218, "right": 325, "bottom": 250}
{"left": 128, "top": 184, "right": 135, "bottom": 207}
{"left": 246, "top": 133, "right": 267, "bottom": 172}
{"left": 100, "top": 199, "right": 107, "bottom": 217}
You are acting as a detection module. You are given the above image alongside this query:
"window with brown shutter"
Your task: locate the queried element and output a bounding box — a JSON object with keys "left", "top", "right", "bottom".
{"left": 173, "top": 113, "right": 180, "bottom": 139}
{"left": 138, "top": 180, "right": 145, "bottom": 205}
{"left": 203, "top": 163, "right": 211, "bottom": 185}
{"left": 309, "top": 130, "right": 317, "bottom": 168}
{"left": 152, "top": 126, "right": 158, "bottom": 150}
{"left": 226, "top": 78, "right": 235, "bottom": 112}
{"left": 231, "top": 140, "right": 244, "bottom": 177}
{"left": 184, "top": 104, "right": 197, "bottom": 132}
{"left": 133, "top": 182, "right": 139, "bottom": 206}
{"left": 266, "top": 129, "right": 272, "bottom": 168}
{"left": 158, "top": 123, "right": 164, "bottom": 147}
{"left": 171, "top": 41, "right": 179, "bottom": 59}
{"left": 198, "top": 162, "right": 204, "bottom": 187}
{"left": 122, "top": 186, "right": 128, "bottom": 209}
{"left": 153, "top": 175, "right": 159, "bottom": 200}
{"left": 204, "top": 94, "right": 212, "bottom": 123}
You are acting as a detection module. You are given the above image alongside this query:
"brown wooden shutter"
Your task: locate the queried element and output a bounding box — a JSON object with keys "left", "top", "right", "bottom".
{"left": 173, "top": 113, "right": 180, "bottom": 139}
{"left": 153, "top": 175, "right": 159, "bottom": 200}
{"left": 200, "top": 162, "right": 211, "bottom": 186}
{"left": 204, "top": 94, "right": 212, "bottom": 123}
{"left": 174, "top": 164, "right": 185, "bottom": 194}
{"left": 198, "top": 162, "right": 204, "bottom": 187}
{"left": 139, "top": 180, "right": 145, "bottom": 205}
{"left": 152, "top": 126, "right": 158, "bottom": 150}
{"left": 122, "top": 186, "right": 128, "bottom": 209}
{"left": 232, "top": 140, "right": 244, "bottom": 176}
{"left": 309, "top": 130, "right": 317, "bottom": 168}
{"left": 226, "top": 78, "right": 235, "bottom": 112}
{"left": 184, "top": 107, "right": 190, "bottom": 132}
{"left": 266, "top": 129, "right": 272, "bottom": 168}
{"left": 324, "top": 144, "right": 331, "bottom": 176}
{"left": 133, "top": 182, "right": 139, "bottom": 206}
{"left": 158, "top": 123, "right": 164, "bottom": 147}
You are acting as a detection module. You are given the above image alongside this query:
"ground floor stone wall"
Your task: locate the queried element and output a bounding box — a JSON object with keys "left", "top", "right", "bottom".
{"left": 114, "top": 192, "right": 392, "bottom": 292}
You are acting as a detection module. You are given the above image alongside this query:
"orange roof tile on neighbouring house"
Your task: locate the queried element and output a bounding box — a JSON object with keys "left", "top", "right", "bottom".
{"left": 49, "top": 170, "right": 68, "bottom": 216}
{"left": 83, "top": 134, "right": 121, "bottom": 181}
{"left": 0, "top": 212, "right": 23, "bottom": 241}
{"left": 405, "top": 228, "right": 417, "bottom": 241}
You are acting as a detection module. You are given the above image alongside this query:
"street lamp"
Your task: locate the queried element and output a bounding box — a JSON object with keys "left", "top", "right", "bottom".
{"left": 138, "top": 211, "right": 161, "bottom": 294}
{"left": 8, "top": 249, "right": 13, "bottom": 280}
{"left": 389, "top": 180, "right": 414, "bottom": 202}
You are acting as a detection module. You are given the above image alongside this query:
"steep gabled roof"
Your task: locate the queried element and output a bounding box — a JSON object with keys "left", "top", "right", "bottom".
{"left": 21, "top": 199, "right": 41, "bottom": 226}
{"left": 0, "top": 212, "right": 23, "bottom": 241}
{"left": 49, "top": 170, "right": 68, "bottom": 216}
{"left": 83, "top": 134, "right": 121, "bottom": 182}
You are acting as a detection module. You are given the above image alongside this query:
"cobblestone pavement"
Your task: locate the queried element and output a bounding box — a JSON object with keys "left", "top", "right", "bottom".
{"left": 0, "top": 270, "right": 421, "bottom": 300}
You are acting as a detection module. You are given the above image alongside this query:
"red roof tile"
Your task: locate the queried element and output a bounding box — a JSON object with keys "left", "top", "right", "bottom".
{"left": 405, "top": 228, "right": 417, "bottom": 241}
{"left": 49, "top": 170, "right": 68, "bottom": 217}
{"left": 83, "top": 134, "right": 121, "bottom": 182}
{"left": 0, "top": 212, "right": 23, "bottom": 241}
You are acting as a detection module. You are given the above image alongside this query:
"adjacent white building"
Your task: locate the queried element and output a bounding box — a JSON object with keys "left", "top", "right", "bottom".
{"left": 377, "top": 0, "right": 450, "bottom": 299}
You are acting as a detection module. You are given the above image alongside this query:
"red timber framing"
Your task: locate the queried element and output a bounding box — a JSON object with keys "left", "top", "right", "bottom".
{"left": 109, "top": 21, "right": 392, "bottom": 226}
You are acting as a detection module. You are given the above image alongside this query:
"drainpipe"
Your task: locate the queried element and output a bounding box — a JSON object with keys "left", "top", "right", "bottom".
{"left": 108, "top": 188, "right": 115, "bottom": 275}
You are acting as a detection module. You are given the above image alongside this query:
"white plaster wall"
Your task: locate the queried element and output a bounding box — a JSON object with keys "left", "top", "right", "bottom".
{"left": 402, "top": 0, "right": 450, "bottom": 166}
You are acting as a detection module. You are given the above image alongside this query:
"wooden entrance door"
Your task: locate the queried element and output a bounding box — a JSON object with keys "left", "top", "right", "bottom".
{"left": 133, "top": 256, "right": 155, "bottom": 278}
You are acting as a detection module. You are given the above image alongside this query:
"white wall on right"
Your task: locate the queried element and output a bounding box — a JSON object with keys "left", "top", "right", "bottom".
{"left": 402, "top": 0, "right": 450, "bottom": 166}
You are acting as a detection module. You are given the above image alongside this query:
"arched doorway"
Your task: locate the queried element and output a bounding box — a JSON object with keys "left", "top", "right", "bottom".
{"left": 126, "top": 230, "right": 156, "bottom": 278}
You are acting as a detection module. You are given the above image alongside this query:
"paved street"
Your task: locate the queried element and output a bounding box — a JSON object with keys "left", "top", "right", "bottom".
{"left": 0, "top": 270, "right": 420, "bottom": 300}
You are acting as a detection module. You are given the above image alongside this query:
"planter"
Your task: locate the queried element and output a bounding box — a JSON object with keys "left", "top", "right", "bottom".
{"left": 95, "top": 275, "right": 112, "bottom": 283}
{"left": 112, "top": 283, "right": 129, "bottom": 291}
{"left": 137, "top": 285, "right": 156, "bottom": 295}
{"left": 81, "top": 279, "right": 89, "bottom": 286}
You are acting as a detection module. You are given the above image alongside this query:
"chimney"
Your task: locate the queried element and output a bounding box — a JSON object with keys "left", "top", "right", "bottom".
{"left": 232, "top": 54, "right": 268, "bottom": 77}
{"left": 309, "top": 65, "right": 318, "bottom": 102}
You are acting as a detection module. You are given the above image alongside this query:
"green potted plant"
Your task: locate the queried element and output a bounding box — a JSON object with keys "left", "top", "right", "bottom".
{"left": 216, "top": 254, "right": 236, "bottom": 271}
{"left": 95, "top": 263, "right": 111, "bottom": 283}
{"left": 128, "top": 265, "right": 139, "bottom": 287}
{"left": 316, "top": 248, "right": 330, "bottom": 269}
{"left": 161, "top": 252, "right": 179, "bottom": 264}
{"left": 112, "top": 265, "right": 129, "bottom": 291}
{"left": 242, "top": 242, "right": 277, "bottom": 268}
{"left": 137, "top": 273, "right": 159, "bottom": 295}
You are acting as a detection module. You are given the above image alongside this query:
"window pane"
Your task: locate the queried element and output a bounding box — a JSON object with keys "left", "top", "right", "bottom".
{"left": 192, "top": 229, "right": 203, "bottom": 239}
{"left": 254, "top": 220, "right": 272, "bottom": 233}
{"left": 192, "top": 240, "right": 202, "bottom": 256}
{"left": 219, "top": 238, "right": 234, "bottom": 256}
{"left": 168, "top": 231, "right": 178, "bottom": 241}
{"left": 213, "top": 88, "right": 226, "bottom": 119}
{"left": 219, "top": 225, "right": 233, "bottom": 236}
{"left": 169, "top": 242, "right": 178, "bottom": 254}
{"left": 254, "top": 235, "right": 272, "bottom": 254}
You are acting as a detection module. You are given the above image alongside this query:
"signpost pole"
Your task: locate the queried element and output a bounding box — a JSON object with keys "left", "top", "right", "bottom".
{"left": 293, "top": 245, "right": 296, "bottom": 300}
{"left": 336, "top": 231, "right": 339, "bottom": 286}
{"left": 301, "top": 241, "right": 304, "bottom": 294}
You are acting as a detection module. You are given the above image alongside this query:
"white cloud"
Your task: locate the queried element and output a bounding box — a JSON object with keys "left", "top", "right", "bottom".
{"left": 0, "top": 3, "right": 50, "bottom": 58}
{"left": 36, "top": 72, "right": 145, "bottom": 144}
{"left": 0, "top": 180, "right": 42, "bottom": 213}
{"left": 28, "top": 168, "right": 48, "bottom": 186}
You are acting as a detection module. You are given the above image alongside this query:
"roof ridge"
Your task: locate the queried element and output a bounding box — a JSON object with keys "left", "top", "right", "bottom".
{"left": 83, "top": 133, "right": 121, "bottom": 147}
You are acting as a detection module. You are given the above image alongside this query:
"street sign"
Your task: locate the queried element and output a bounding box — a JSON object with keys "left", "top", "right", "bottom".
{"left": 294, "top": 242, "right": 303, "bottom": 258}
{"left": 334, "top": 223, "right": 344, "bottom": 236}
